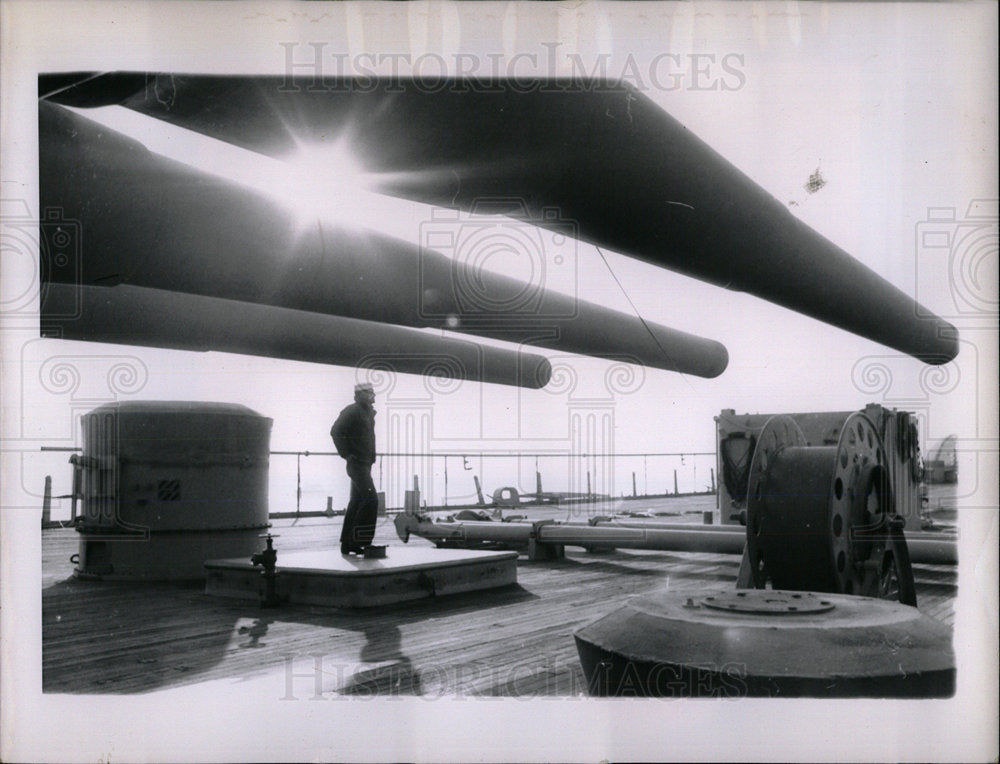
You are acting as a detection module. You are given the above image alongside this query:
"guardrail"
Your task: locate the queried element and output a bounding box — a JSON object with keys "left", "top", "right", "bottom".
{"left": 37, "top": 446, "right": 717, "bottom": 522}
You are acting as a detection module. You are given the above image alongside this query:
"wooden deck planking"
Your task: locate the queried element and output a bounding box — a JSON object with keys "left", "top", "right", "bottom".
{"left": 42, "top": 519, "right": 957, "bottom": 696}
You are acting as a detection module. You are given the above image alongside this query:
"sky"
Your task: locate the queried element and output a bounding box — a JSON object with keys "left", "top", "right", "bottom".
{"left": 1, "top": 3, "right": 998, "bottom": 760}
{"left": 6, "top": 2, "right": 996, "bottom": 510}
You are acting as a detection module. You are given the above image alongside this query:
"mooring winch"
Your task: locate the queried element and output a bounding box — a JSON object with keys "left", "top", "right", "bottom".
{"left": 742, "top": 412, "right": 917, "bottom": 605}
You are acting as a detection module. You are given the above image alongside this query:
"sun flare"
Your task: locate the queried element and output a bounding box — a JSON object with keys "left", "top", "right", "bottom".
{"left": 275, "top": 139, "right": 377, "bottom": 232}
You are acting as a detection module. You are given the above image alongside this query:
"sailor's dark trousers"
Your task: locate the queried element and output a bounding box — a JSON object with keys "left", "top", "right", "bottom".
{"left": 341, "top": 457, "right": 378, "bottom": 547}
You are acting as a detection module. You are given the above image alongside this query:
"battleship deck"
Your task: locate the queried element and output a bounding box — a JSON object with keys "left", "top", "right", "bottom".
{"left": 41, "top": 516, "right": 958, "bottom": 697}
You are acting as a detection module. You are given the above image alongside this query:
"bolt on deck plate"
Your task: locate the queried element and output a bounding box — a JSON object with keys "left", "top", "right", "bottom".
{"left": 701, "top": 590, "right": 835, "bottom": 614}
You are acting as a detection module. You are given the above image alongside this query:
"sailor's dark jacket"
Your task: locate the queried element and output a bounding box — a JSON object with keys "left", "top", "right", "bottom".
{"left": 330, "top": 402, "right": 376, "bottom": 464}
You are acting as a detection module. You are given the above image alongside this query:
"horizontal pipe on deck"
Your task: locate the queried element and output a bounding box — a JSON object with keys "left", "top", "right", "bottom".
{"left": 574, "top": 521, "right": 958, "bottom": 563}
{"left": 404, "top": 519, "right": 957, "bottom": 565}
{"left": 404, "top": 519, "right": 745, "bottom": 555}
{"left": 903, "top": 537, "right": 958, "bottom": 565}
{"left": 540, "top": 524, "right": 748, "bottom": 554}
{"left": 592, "top": 520, "right": 739, "bottom": 533}
{"left": 413, "top": 520, "right": 533, "bottom": 543}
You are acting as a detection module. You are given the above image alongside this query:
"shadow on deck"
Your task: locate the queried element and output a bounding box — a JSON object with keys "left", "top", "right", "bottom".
{"left": 43, "top": 573, "right": 537, "bottom": 695}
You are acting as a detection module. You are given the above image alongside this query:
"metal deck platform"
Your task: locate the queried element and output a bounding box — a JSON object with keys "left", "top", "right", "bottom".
{"left": 204, "top": 547, "right": 519, "bottom": 608}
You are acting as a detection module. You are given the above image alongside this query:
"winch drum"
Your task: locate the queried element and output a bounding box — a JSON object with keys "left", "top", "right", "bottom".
{"left": 744, "top": 413, "right": 916, "bottom": 604}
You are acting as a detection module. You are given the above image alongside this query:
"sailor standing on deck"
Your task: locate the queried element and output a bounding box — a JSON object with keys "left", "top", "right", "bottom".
{"left": 330, "top": 383, "right": 379, "bottom": 555}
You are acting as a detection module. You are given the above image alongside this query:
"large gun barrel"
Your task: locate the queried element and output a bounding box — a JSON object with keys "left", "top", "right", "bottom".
{"left": 44, "top": 74, "right": 958, "bottom": 364}
{"left": 39, "top": 100, "right": 729, "bottom": 380}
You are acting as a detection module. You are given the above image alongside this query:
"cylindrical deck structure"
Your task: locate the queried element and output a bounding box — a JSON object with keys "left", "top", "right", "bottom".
{"left": 74, "top": 401, "right": 272, "bottom": 579}
{"left": 575, "top": 588, "right": 955, "bottom": 698}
